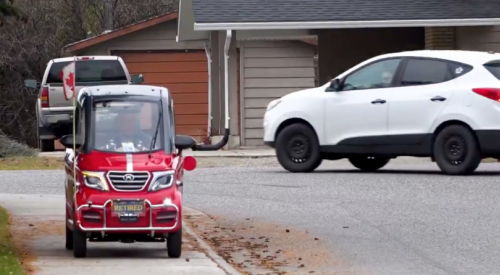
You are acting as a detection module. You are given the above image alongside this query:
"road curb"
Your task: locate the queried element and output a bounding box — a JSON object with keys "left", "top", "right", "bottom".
{"left": 183, "top": 207, "right": 243, "bottom": 275}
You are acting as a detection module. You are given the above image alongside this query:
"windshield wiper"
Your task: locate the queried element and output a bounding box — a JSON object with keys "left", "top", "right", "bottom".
{"left": 149, "top": 97, "right": 163, "bottom": 159}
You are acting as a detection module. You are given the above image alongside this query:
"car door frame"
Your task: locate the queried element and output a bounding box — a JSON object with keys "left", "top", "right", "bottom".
{"left": 387, "top": 56, "right": 466, "bottom": 140}
{"left": 322, "top": 56, "right": 407, "bottom": 148}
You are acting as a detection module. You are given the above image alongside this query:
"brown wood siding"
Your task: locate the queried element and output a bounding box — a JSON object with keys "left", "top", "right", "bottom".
{"left": 115, "top": 51, "right": 208, "bottom": 141}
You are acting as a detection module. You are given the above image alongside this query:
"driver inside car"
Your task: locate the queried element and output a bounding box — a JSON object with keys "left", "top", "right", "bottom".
{"left": 381, "top": 70, "right": 394, "bottom": 87}
{"left": 111, "top": 113, "right": 154, "bottom": 151}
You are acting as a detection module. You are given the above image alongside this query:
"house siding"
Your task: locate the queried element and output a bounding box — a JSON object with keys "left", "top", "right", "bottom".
{"left": 456, "top": 26, "right": 500, "bottom": 52}
{"left": 78, "top": 20, "right": 205, "bottom": 55}
{"left": 239, "top": 40, "right": 315, "bottom": 146}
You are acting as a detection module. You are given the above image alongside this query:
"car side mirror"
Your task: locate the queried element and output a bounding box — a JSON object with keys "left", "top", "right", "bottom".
{"left": 24, "top": 79, "right": 40, "bottom": 89}
{"left": 131, "top": 74, "right": 144, "bottom": 84}
{"left": 325, "top": 79, "right": 341, "bottom": 92}
{"left": 59, "top": 135, "right": 83, "bottom": 149}
{"left": 175, "top": 135, "right": 196, "bottom": 151}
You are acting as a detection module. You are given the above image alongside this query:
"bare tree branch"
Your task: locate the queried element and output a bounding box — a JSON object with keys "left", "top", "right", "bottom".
{"left": 0, "top": 0, "right": 178, "bottom": 155}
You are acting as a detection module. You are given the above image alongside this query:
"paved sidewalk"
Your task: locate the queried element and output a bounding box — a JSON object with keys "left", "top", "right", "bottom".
{"left": 38, "top": 148, "right": 276, "bottom": 158}
{"left": 0, "top": 194, "right": 237, "bottom": 275}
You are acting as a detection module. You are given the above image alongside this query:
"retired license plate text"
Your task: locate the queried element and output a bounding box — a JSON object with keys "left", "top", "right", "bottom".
{"left": 113, "top": 202, "right": 144, "bottom": 213}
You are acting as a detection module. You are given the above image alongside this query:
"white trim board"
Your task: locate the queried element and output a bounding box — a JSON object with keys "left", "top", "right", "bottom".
{"left": 194, "top": 18, "right": 500, "bottom": 31}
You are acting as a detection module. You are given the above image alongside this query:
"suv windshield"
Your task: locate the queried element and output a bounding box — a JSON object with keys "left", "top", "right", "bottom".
{"left": 93, "top": 99, "right": 163, "bottom": 153}
{"left": 47, "top": 60, "right": 127, "bottom": 84}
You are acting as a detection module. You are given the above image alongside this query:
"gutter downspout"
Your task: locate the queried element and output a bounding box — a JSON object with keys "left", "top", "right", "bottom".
{"left": 204, "top": 39, "right": 212, "bottom": 138}
{"left": 194, "top": 30, "right": 231, "bottom": 151}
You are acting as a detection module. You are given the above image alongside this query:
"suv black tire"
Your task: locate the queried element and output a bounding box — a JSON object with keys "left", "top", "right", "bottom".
{"left": 433, "top": 125, "right": 481, "bottom": 175}
{"left": 39, "top": 139, "right": 55, "bottom": 152}
{"left": 276, "top": 123, "right": 322, "bottom": 173}
{"left": 348, "top": 156, "right": 390, "bottom": 171}
{"left": 167, "top": 228, "right": 182, "bottom": 258}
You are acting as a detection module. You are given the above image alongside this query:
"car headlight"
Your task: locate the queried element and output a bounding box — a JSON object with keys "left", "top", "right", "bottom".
{"left": 149, "top": 171, "right": 174, "bottom": 192}
{"left": 81, "top": 171, "right": 109, "bottom": 191}
{"left": 266, "top": 99, "right": 282, "bottom": 112}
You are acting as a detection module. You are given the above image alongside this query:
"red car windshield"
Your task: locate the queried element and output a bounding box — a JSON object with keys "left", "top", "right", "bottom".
{"left": 93, "top": 100, "right": 163, "bottom": 153}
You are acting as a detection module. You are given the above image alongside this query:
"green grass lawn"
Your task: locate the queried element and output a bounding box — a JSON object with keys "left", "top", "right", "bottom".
{"left": 0, "top": 157, "right": 64, "bottom": 170}
{"left": 0, "top": 207, "right": 24, "bottom": 275}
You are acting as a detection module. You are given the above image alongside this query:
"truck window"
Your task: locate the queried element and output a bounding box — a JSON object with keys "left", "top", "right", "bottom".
{"left": 46, "top": 60, "right": 127, "bottom": 84}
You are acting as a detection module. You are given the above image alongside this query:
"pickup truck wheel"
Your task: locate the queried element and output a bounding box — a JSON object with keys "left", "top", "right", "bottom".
{"left": 72, "top": 211, "right": 87, "bottom": 258}
{"left": 39, "top": 139, "right": 55, "bottom": 152}
{"left": 276, "top": 123, "right": 322, "bottom": 173}
{"left": 348, "top": 156, "right": 390, "bottom": 171}
{"left": 433, "top": 125, "right": 481, "bottom": 175}
{"left": 167, "top": 228, "right": 182, "bottom": 258}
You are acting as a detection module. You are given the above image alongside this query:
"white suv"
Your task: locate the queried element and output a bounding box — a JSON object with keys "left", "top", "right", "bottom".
{"left": 263, "top": 50, "right": 500, "bottom": 175}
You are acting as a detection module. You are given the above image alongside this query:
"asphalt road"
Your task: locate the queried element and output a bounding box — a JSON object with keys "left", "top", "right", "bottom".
{"left": 2, "top": 158, "right": 500, "bottom": 275}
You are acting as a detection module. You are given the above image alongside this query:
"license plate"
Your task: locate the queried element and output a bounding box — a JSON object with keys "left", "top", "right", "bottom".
{"left": 111, "top": 200, "right": 145, "bottom": 216}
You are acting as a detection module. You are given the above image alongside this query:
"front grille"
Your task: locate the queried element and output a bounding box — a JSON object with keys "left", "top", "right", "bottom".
{"left": 107, "top": 171, "right": 150, "bottom": 191}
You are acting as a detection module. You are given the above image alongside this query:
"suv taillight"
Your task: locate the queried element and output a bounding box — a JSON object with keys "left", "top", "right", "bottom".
{"left": 472, "top": 88, "right": 500, "bottom": 102}
{"left": 40, "top": 87, "right": 49, "bottom": 108}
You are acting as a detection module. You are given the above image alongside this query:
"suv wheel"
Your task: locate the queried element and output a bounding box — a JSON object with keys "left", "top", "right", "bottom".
{"left": 39, "top": 139, "right": 55, "bottom": 152}
{"left": 276, "top": 123, "right": 322, "bottom": 172}
{"left": 348, "top": 156, "right": 390, "bottom": 171}
{"left": 167, "top": 228, "right": 182, "bottom": 258}
{"left": 433, "top": 125, "right": 481, "bottom": 175}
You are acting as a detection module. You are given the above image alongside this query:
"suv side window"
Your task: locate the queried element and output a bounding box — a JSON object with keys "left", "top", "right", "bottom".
{"left": 342, "top": 58, "right": 402, "bottom": 91}
{"left": 400, "top": 58, "right": 452, "bottom": 86}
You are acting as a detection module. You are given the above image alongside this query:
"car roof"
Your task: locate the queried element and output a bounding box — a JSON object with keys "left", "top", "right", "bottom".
{"left": 378, "top": 50, "right": 500, "bottom": 65}
{"left": 52, "top": 56, "right": 120, "bottom": 63}
{"left": 80, "top": 85, "right": 169, "bottom": 99}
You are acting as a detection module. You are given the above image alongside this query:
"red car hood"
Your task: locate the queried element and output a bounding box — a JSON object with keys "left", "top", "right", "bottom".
{"left": 78, "top": 151, "right": 176, "bottom": 171}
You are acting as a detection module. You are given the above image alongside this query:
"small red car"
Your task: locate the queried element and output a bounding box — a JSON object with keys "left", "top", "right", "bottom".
{"left": 60, "top": 85, "right": 222, "bottom": 258}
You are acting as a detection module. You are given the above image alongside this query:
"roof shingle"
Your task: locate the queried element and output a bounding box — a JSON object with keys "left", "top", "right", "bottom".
{"left": 192, "top": 0, "right": 500, "bottom": 23}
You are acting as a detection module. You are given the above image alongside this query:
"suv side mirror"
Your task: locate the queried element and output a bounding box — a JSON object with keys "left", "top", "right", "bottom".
{"left": 59, "top": 135, "right": 83, "bottom": 149}
{"left": 24, "top": 79, "right": 40, "bottom": 89}
{"left": 325, "top": 79, "right": 341, "bottom": 92}
{"left": 131, "top": 74, "right": 144, "bottom": 84}
{"left": 175, "top": 135, "right": 196, "bottom": 150}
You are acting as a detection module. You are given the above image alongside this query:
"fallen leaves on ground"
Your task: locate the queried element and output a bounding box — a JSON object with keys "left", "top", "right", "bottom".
{"left": 184, "top": 208, "right": 341, "bottom": 275}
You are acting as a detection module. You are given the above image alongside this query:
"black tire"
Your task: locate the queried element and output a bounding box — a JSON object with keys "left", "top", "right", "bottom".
{"left": 65, "top": 208, "right": 73, "bottom": 250}
{"left": 275, "top": 123, "right": 322, "bottom": 173}
{"left": 39, "top": 139, "right": 55, "bottom": 152}
{"left": 167, "top": 228, "right": 182, "bottom": 258}
{"left": 72, "top": 211, "right": 87, "bottom": 258}
{"left": 348, "top": 156, "right": 390, "bottom": 171}
{"left": 433, "top": 125, "right": 481, "bottom": 175}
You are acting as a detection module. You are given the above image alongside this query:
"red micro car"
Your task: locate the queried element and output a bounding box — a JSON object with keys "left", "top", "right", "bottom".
{"left": 60, "top": 85, "right": 225, "bottom": 258}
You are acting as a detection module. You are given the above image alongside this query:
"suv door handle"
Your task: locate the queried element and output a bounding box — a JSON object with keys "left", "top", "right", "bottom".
{"left": 431, "top": 96, "right": 446, "bottom": 102}
{"left": 371, "top": 99, "right": 386, "bottom": 104}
